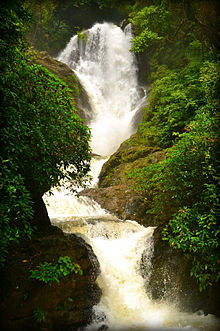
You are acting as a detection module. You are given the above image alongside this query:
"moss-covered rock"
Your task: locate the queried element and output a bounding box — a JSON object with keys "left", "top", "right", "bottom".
{"left": 27, "top": 48, "right": 92, "bottom": 122}
{"left": 0, "top": 226, "right": 101, "bottom": 330}
{"left": 99, "top": 143, "right": 162, "bottom": 188}
{"left": 81, "top": 140, "right": 165, "bottom": 226}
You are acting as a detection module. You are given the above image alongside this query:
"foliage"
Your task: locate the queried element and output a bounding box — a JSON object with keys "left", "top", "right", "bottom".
{"left": 0, "top": 1, "right": 91, "bottom": 267}
{"left": 137, "top": 63, "right": 204, "bottom": 148}
{"left": 2, "top": 52, "right": 91, "bottom": 193}
{"left": 77, "top": 29, "right": 88, "bottom": 43}
{"left": 0, "top": 0, "right": 33, "bottom": 266}
{"left": 24, "top": 0, "right": 110, "bottom": 55}
{"left": 0, "top": 160, "right": 34, "bottom": 266}
{"left": 30, "top": 256, "right": 83, "bottom": 285}
{"left": 127, "top": 0, "right": 218, "bottom": 82}
{"left": 163, "top": 198, "right": 219, "bottom": 291}
{"left": 129, "top": 59, "right": 220, "bottom": 289}
{"left": 129, "top": 4, "right": 169, "bottom": 52}
{"left": 25, "top": 0, "right": 73, "bottom": 55}
{"left": 33, "top": 307, "right": 46, "bottom": 323}
{"left": 126, "top": 0, "right": 219, "bottom": 289}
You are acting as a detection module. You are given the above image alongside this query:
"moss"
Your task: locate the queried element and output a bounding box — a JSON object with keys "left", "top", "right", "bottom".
{"left": 77, "top": 30, "right": 88, "bottom": 43}
{"left": 99, "top": 144, "right": 164, "bottom": 188}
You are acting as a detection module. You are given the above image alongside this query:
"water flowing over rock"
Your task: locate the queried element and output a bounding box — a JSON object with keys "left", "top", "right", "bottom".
{"left": 147, "top": 227, "right": 220, "bottom": 318}
{"left": 57, "top": 22, "right": 147, "bottom": 156}
{"left": 40, "top": 22, "right": 219, "bottom": 330}
{"left": 4, "top": 21, "right": 217, "bottom": 331}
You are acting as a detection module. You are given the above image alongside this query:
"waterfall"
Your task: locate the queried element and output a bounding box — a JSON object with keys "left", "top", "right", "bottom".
{"left": 55, "top": 219, "right": 218, "bottom": 331}
{"left": 43, "top": 22, "right": 219, "bottom": 331}
{"left": 57, "top": 22, "right": 146, "bottom": 156}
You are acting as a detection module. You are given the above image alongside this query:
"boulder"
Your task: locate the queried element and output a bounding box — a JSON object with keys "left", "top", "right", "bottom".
{"left": 0, "top": 227, "right": 101, "bottom": 331}
{"left": 81, "top": 185, "right": 153, "bottom": 225}
{"left": 81, "top": 143, "right": 164, "bottom": 226}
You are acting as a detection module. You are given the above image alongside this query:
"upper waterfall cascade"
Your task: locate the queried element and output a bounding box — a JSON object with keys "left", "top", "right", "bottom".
{"left": 43, "top": 22, "right": 219, "bottom": 331}
{"left": 57, "top": 22, "right": 146, "bottom": 156}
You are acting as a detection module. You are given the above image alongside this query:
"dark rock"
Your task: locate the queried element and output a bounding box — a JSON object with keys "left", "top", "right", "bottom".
{"left": 98, "top": 324, "right": 109, "bottom": 330}
{"left": 142, "top": 227, "right": 220, "bottom": 317}
{"left": 81, "top": 146, "right": 165, "bottom": 226}
{"left": 0, "top": 228, "right": 101, "bottom": 330}
{"left": 75, "top": 80, "right": 93, "bottom": 124}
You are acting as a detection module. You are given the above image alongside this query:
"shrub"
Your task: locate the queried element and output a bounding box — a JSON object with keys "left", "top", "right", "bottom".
{"left": 30, "top": 256, "right": 83, "bottom": 286}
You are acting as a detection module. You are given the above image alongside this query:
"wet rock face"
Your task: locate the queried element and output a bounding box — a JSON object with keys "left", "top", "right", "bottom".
{"left": 141, "top": 227, "right": 220, "bottom": 317}
{"left": 81, "top": 185, "right": 153, "bottom": 226}
{"left": 0, "top": 227, "right": 101, "bottom": 331}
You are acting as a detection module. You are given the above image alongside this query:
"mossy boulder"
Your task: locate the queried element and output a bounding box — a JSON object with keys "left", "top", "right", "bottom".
{"left": 81, "top": 139, "right": 165, "bottom": 226}
{"left": 99, "top": 144, "right": 162, "bottom": 188}
{"left": 0, "top": 226, "right": 101, "bottom": 331}
{"left": 28, "top": 48, "right": 92, "bottom": 122}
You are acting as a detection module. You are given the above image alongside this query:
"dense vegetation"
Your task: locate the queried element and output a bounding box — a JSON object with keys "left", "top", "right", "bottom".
{"left": 0, "top": 1, "right": 91, "bottom": 266}
{"left": 125, "top": 0, "right": 219, "bottom": 290}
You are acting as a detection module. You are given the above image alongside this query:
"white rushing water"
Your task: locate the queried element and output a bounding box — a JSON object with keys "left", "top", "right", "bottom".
{"left": 44, "top": 22, "right": 219, "bottom": 331}
{"left": 57, "top": 22, "right": 146, "bottom": 156}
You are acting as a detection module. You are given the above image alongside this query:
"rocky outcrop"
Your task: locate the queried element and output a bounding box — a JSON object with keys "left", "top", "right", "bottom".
{"left": 99, "top": 144, "right": 162, "bottom": 188}
{"left": 143, "top": 227, "right": 220, "bottom": 316}
{"left": 81, "top": 185, "right": 153, "bottom": 225}
{"left": 81, "top": 142, "right": 164, "bottom": 226}
{"left": 0, "top": 226, "right": 101, "bottom": 331}
{"left": 28, "top": 48, "right": 93, "bottom": 122}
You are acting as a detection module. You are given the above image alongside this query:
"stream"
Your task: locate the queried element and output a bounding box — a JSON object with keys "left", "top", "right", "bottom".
{"left": 43, "top": 22, "right": 219, "bottom": 331}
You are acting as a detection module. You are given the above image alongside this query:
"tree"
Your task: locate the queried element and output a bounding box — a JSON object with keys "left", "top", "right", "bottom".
{"left": 0, "top": 0, "right": 91, "bottom": 266}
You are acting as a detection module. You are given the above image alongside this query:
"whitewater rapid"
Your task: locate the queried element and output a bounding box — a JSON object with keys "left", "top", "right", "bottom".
{"left": 43, "top": 22, "right": 219, "bottom": 331}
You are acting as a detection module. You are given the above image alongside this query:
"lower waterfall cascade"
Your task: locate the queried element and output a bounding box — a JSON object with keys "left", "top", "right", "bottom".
{"left": 43, "top": 22, "right": 219, "bottom": 331}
